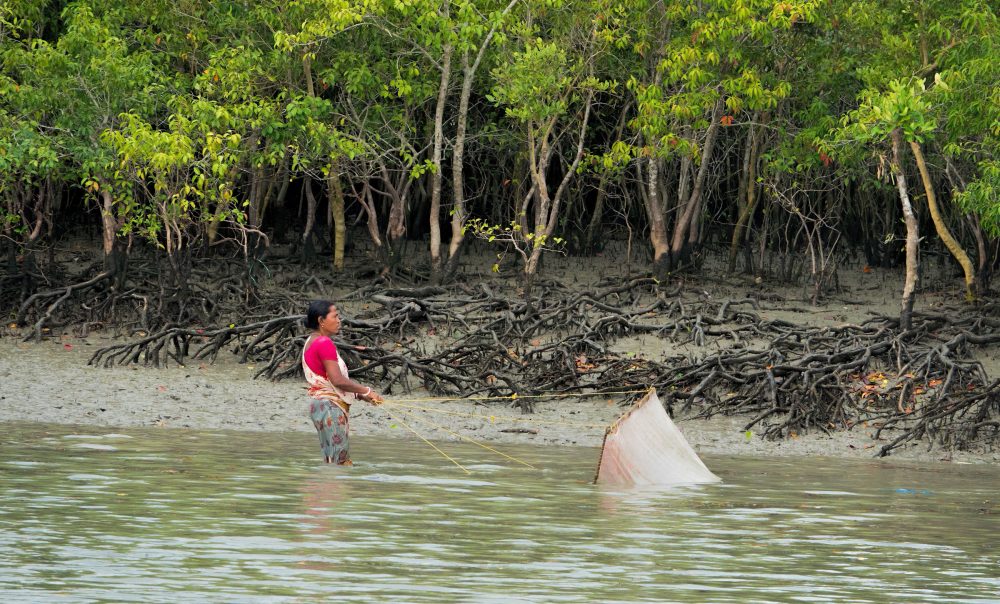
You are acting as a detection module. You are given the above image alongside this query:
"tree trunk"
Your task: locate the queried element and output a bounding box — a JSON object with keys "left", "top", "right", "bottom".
{"left": 383, "top": 170, "right": 408, "bottom": 267}
{"left": 260, "top": 153, "right": 290, "bottom": 219}
{"left": 644, "top": 156, "right": 670, "bottom": 279}
{"left": 584, "top": 102, "right": 630, "bottom": 253}
{"left": 670, "top": 99, "right": 723, "bottom": 268}
{"left": 355, "top": 181, "right": 384, "bottom": 261}
{"left": 443, "top": 1, "right": 519, "bottom": 281}
{"left": 891, "top": 129, "right": 919, "bottom": 330}
{"left": 328, "top": 169, "right": 346, "bottom": 272}
{"left": 445, "top": 51, "right": 474, "bottom": 281}
{"left": 966, "top": 215, "right": 990, "bottom": 290}
{"left": 908, "top": 140, "right": 976, "bottom": 300}
{"left": 99, "top": 189, "right": 127, "bottom": 285}
{"left": 302, "top": 175, "right": 318, "bottom": 261}
{"left": 944, "top": 155, "right": 990, "bottom": 289}
{"left": 728, "top": 113, "right": 765, "bottom": 272}
{"left": 523, "top": 92, "right": 594, "bottom": 287}
{"left": 584, "top": 169, "right": 609, "bottom": 252}
{"left": 429, "top": 19, "right": 453, "bottom": 282}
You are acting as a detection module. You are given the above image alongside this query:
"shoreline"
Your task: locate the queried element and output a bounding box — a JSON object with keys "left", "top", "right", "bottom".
{"left": 2, "top": 336, "right": 997, "bottom": 465}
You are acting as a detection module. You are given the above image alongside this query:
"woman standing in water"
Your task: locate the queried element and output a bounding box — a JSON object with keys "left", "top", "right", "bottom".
{"left": 303, "top": 300, "right": 383, "bottom": 464}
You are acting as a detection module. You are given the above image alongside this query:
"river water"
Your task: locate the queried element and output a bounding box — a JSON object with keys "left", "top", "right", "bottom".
{"left": 0, "top": 422, "right": 997, "bottom": 603}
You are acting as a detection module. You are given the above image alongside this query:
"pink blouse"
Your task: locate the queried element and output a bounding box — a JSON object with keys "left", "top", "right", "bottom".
{"left": 304, "top": 336, "right": 338, "bottom": 378}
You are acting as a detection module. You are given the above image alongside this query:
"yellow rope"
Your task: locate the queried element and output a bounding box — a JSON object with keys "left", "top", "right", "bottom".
{"left": 379, "top": 406, "right": 471, "bottom": 474}
{"left": 366, "top": 388, "right": 651, "bottom": 474}
{"left": 390, "top": 389, "right": 647, "bottom": 404}
{"left": 383, "top": 400, "right": 610, "bottom": 429}
{"left": 390, "top": 406, "right": 537, "bottom": 469}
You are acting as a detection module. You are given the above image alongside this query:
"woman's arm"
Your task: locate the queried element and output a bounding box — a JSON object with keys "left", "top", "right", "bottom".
{"left": 322, "top": 357, "right": 382, "bottom": 403}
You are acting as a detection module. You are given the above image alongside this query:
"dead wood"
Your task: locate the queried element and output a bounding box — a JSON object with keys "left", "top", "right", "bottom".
{"left": 65, "top": 271, "right": 1000, "bottom": 454}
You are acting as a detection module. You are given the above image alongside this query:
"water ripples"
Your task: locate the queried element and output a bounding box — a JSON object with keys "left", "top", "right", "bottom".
{"left": 0, "top": 423, "right": 997, "bottom": 603}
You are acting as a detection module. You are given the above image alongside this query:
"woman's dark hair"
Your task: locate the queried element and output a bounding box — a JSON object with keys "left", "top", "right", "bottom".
{"left": 305, "top": 300, "right": 335, "bottom": 329}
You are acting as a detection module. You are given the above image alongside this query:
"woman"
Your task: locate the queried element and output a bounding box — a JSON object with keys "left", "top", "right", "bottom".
{"left": 303, "top": 300, "right": 383, "bottom": 465}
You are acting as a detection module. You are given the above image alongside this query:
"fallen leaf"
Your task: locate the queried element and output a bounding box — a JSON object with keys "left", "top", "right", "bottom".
{"left": 63, "top": 344, "right": 73, "bottom": 351}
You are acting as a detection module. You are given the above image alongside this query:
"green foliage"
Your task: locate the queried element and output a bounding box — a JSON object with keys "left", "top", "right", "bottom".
{"left": 463, "top": 217, "right": 566, "bottom": 261}
{"left": 490, "top": 40, "right": 573, "bottom": 123}
{"left": 100, "top": 109, "right": 245, "bottom": 244}
{"left": 0, "top": 0, "right": 998, "bottom": 279}
{"left": 958, "top": 160, "right": 1000, "bottom": 235}
{"left": 840, "top": 79, "right": 936, "bottom": 145}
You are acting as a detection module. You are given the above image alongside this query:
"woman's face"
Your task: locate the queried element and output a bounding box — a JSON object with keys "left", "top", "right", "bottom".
{"left": 319, "top": 305, "right": 341, "bottom": 335}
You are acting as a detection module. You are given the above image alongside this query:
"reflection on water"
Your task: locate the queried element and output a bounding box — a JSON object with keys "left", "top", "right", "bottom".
{"left": 1, "top": 422, "right": 998, "bottom": 603}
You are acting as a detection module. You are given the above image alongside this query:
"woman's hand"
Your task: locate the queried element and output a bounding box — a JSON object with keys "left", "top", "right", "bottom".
{"left": 362, "top": 388, "right": 383, "bottom": 405}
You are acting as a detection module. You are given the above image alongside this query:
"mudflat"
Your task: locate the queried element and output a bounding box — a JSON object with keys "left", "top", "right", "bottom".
{"left": 3, "top": 254, "right": 997, "bottom": 465}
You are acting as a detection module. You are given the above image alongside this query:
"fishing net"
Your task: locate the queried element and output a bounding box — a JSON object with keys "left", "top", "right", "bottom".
{"left": 595, "top": 389, "right": 721, "bottom": 487}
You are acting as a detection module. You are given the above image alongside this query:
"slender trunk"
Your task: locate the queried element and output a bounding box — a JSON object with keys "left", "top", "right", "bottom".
{"left": 302, "top": 176, "right": 318, "bottom": 260}
{"left": 687, "top": 199, "right": 701, "bottom": 246}
{"left": 585, "top": 102, "right": 630, "bottom": 252}
{"left": 584, "top": 170, "right": 609, "bottom": 252}
{"left": 944, "top": 156, "right": 988, "bottom": 286}
{"left": 637, "top": 69, "right": 670, "bottom": 277}
{"left": 967, "top": 215, "right": 989, "bottom": 288}
{"left": 524, "top": 92, "right": 594, "bottom": 284}
{"left": 100, "top": 189, "right": 117, "bottom": 268}
{"left": 445, "top": 1, "right": 520, "bottom": 280}
{"left": 357, "top": 181, "right": 383, "bottom": 253}
{"left": 909, "top": 140, "right": 976, "bottom": 300}
{"left": 99, "top": 189, "right": 127, "bottom": 285}
{"left": 429, "top": 18, "right": 453, "bottom": 282}
{"left": 261, "top": 165, "right": 279, "bottom": 221}
{"left": 670, "top": 99, "right": 723, "bottom": 267}
{"left": 677, "top": 154, "right": 691, "bottom": 213}
{"left": 446, "top": 50, "right": 474, "bottom": 279}
{"left": 20, "top": 186, "right": 46, "bottom": 296}
{"left": 891, "top": 129, "right": 919, "bottom": 330}
{"left": 303, "top": 54, "right": 315, "bottom": 98}
{"left": 328, "top": 169, "right": 346, "bottom": 272}
{"left": 728, "top": 113, "right": 765, "bottom": 271}
{"left": 247, "top": 164, "right": 270, "bottom": 258}
{"left": 645, "top": 156, "right": 670, "bottom": 279}
{"left": 264, "top": 153, "right": 291, "bottom": 216}
{"left": 381, "top": 167, "right": 407, "bottom": 266}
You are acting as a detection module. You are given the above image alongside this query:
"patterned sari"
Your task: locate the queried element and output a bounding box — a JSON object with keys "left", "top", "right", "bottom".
{"left": 303, "top": 336, "right": 357, "bottom": 464}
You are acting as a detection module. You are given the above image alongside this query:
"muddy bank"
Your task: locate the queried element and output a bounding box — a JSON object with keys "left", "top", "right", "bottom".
{"left": 4, "top": 247, "right": 1000, "bottom": 464}
{"left": 2, "top": 335, "right": 997, "bottom": 464}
